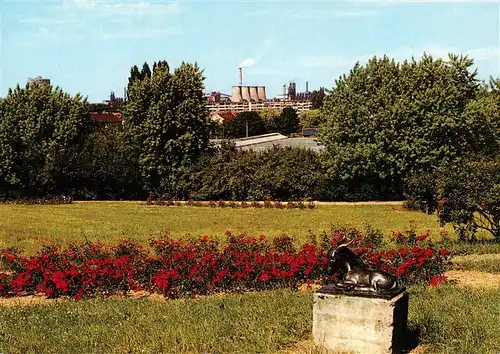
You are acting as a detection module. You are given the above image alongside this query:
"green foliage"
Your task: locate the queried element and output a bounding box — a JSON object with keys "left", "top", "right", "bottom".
{"left": 123, "top": 61, "right": 212, "bottom": 198}
{"left": 190, "top": 145, "right": 329, "bottom": 201}
{"left": 299, "top": 109, "right": 324, "bottom": 128}
{"left": 77, "top": 125, "right": 144, "bottom": 200}
{"left": 258, "top": 108, "right": 281, "bottom": 132}
{"left": 127, "top": 65, "right": 141, "bottom": 91}
{"left": 276, "top": 107, "right": 300, "bottom": 136}
{"left": 319, "top": 54, "right": 498, "bottom": 197}
{"left": 221, "top": 111, "right": 267, "bottom": 138}
{"left": 407, "top": 160, "right": 500, "bottom": 241}
{"left": 437, "top": 161, "right": 500, "bottom": 241}
{"left": 140, "top": 62, "right": 151, "bottom": 80}
{"left": 0, "top": 83, "right": 92, "bottom": 199}
{"left": 311, "top": 88, "right": 325, "bottom": 109}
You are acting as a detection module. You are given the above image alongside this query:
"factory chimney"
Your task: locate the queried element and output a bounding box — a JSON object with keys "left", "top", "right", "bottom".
{"left": 239, "top": 67, "right": 243, "bottom": 85}
{"left": 306, "top": 81, "right": 309, "bottom": 92}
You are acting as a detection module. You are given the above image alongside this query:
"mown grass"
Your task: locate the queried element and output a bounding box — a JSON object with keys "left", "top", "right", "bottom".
{"left": 0, "top": 289, "right": 311, "bottom": 354}
{"left": 0, "top": 202, "right": 456, "bottom": 254}
{"left": 1, "top": 286, "right": 499, "bottom": 353}
{"left": 409, "top": 285, "right": 500, "bottom": 354}
{"left": 451, "top": 254, "right": 500, "bottom": 273}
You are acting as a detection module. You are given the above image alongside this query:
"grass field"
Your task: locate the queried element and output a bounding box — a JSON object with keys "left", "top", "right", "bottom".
{"left": 1, "top": 202, "right": 499, "bottom": 353}
{"left": 0, "top": 202, "right": 457, "bottom": 253}
{"left": 1, "top": 286, "right": 499, "bottom": 353}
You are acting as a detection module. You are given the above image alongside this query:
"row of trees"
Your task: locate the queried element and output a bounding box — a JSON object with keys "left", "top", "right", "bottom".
{"left": 0, "top": 54, "right": 498, "bottom": 239}
{"left": 217, "top": 107, "right": 301, "bottom": 139}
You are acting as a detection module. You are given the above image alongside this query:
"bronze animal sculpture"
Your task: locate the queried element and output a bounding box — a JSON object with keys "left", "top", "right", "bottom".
{"left": 326, "top": 239, "right": 400, "bottom": 294}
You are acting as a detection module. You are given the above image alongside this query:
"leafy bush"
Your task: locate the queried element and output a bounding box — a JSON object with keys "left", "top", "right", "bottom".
{"left": 405, "top": 160, "right": 500, "bottom": 241}
{"left": 221, "top": 111, "right": 267, "bottom": 138}
{"left": 190, "top": 145, "right": 330, "bottom": 201}
{"left": 299, "top": 109, "right": 325, "bottom": 129}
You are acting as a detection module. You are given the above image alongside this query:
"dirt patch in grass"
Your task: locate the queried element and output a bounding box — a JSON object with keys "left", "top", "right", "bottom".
{"left": 445, "top": 270, "right": 500, "bottom": 288}
{"left": 0, "top": 285, "right": 320, "bottom": 309}
{"left": 0, "top": 294, "right": 68, "bottom": 308}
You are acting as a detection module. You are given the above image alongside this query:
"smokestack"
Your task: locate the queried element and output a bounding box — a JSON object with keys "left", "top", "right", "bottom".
{"left": 306, "top": 81, "right": 309, "bottom": 92}
{"left": 239, "top": 67, "right": 242, "bottom": 85}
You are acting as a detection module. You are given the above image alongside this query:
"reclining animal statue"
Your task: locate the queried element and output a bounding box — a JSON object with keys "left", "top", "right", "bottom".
{"left": 326, "top": 239, "right": 402, "bottom": 294}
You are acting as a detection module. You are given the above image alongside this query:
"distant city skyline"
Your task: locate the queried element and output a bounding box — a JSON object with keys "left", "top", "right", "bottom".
{"left": 1, "top": 0, "right": 499, "bottom": 102}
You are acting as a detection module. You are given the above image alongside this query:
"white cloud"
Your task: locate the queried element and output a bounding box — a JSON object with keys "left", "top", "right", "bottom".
{"left": 239, "top": 58, "right": 258, "bottom": 68}
{"left": 352, "top": 0, "right": 498, "bottom": 4}
{"left": 467, "top": 46, "right": 500, "bottom": 61}
{"left": 244, "top": 9, "right": 270, "bottom": 17}
{"left": 299, "top": 44, "right": 500, "bottom": 72}
{"left": 36, "top": 27, "right": 56, "bottom": 38}
{"left": 100, "top": 27, "right": 180, "bottom": 40}
{"left": 300, "top": 44, "right": 458, "bottom": 69}
{"left": 358, "top": 44, "right": 456, "bottom": 63}
{"left": 22, "top": 1, "right": 183, "bottom": 43}
{"left": 61, "top": 0, "right": 181, "bottom": 17}
{"left": 291, "top": 9, "right": 378, "bottom": 19}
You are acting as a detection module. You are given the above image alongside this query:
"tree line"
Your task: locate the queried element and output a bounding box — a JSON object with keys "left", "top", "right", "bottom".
{"left": 0, "top": 54, "right": 498, "bottom": 239}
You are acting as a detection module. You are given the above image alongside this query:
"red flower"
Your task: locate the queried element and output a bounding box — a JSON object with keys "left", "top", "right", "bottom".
{"left": 416, "top": 234, "right": 428, "bottom": 241}
{"left": 258, "top": 273, "right": 271, "bottom": 281}
{"left": 438, "top": 249, "right": 449, "bottom": 256}
{"left": 429, "top": 275, "right": 447, "bottom": 287}
{"left": 417, "top": 256, "right": 427, "bottom": 264}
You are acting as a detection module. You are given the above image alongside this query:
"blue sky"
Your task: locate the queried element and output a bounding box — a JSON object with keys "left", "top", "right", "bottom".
{"left": 1, "top": 0, "right": 499, "bottom": 102}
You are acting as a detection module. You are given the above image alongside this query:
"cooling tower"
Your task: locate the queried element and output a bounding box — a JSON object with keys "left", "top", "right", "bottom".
{"left": 231, "top": 86, "right": 243, "bottom": 103}
{"left": 249, "top": 86, "right": 259, "bottom": 102}
{"left": 257, "top": 86, "right": 267, "bottom": 102}
{"left": 241, "top": 86, "right": 251, "bottom": 102}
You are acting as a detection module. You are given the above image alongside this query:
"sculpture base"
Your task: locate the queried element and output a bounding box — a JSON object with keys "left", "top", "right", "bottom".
{"left": 318, "top": 283, "right": 406, "bottom": 300}
{"left": 313, "top": 290, "right": 409, "bottom": 354}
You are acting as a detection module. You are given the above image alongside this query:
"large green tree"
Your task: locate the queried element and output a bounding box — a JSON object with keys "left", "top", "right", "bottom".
{"left": 311, "top": 89, "right": 325, "bottom": 109}
{"left": 123, "top": 61, "right": 212, "bottom": 198}
{"left": 319, "top": 53, "right": 497, "bottom": 196}
{"left": 0, "top": 83, "right": 92, "bottom": 198}
{"left": 222, "top": 111, "right": 267, "bottom": 138}
{"left": 299, "top": 109, "right": 324, "bottom": 129}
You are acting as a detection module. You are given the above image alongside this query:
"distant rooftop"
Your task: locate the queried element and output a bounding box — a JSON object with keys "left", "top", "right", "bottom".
{"left": 210, "top": 133, "right": 325, "bottom": 152}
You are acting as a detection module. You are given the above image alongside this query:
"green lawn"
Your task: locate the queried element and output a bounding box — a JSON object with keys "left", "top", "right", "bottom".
{"left": 451, "top": 254, "right": 500, "bottom": 273}
{"left": 1, "top": 286, "right": 499, "bottom": 353}
{"left": 0, "top": 202, "right": 454, "bottom": 253}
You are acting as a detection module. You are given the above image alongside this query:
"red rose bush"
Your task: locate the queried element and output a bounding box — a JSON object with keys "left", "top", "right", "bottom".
{"left": 0, "top": 227, "right": 450, "bottom": 300}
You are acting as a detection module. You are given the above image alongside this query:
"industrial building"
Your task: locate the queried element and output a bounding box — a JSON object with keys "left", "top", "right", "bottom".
{"left": 206, "top": 66, "right": 314, "bottom": 113}
{"left": 28, "top": 76, "right": 51, "bottom": 88}
{"left": 231, "top": 85, "right": 267, "bottom": 103}
{"left": 230, "top": 67, "right": 267, "bottom": 103}
{"left": 210, "top": 133, "right": 325, "bottom": 152}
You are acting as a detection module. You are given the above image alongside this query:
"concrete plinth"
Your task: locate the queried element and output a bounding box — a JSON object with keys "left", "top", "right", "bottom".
{"left": 312, "top": 290, "right": 409, "bottom": 354}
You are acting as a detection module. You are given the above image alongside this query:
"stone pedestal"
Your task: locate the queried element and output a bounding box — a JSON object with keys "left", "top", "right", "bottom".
{"left": 312, "top": 289, "right": 409, "bottom": 354}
